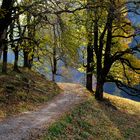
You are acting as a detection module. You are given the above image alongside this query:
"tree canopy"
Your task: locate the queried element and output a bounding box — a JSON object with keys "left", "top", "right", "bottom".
{"left": 0, "top": 0, "right": 140, "bottom": 100}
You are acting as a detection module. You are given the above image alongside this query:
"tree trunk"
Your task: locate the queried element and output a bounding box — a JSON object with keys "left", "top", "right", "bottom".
{"left": 86, "top": 40, "right": 93, "bottom": 91}
{"left": 13, "top": 47, "right": 20, "bottom": 72}
{"left": 2, "top": 45, "right": 8, "bottom": 73}
{"left": 23, "top": 50, "right": 29, "bottom": 68}
{"left": 52, "top": 47, "right": 57, "bottom": 82}
{"left": 52, "top": 73, "right": 55, "bottom": 82}
{"left": 0, "top": 0, "right": 13, "bottom": 49}
{"left": 51, "top": 24, "right": 58, "bottom": 82}
{"left": 86, "top": 73, "right": 93, "bottom": 91}
{"left": 95, "top": 79, "right": 104, "bottom": 100}
{"left": 0, "top": 48, "right": 2, "bottom": 60}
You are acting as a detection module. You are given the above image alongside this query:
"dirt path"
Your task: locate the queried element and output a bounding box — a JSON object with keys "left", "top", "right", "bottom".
{"left": 0, "top": 83, "right": 89, "bottom": 140}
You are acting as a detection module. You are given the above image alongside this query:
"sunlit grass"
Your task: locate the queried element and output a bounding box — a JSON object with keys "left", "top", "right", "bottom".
{"left": 41, "top": 94, "right": 140, "bottom": 140}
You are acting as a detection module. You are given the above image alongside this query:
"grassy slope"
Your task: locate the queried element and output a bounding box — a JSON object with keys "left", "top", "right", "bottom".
{"left": 41, "top": 93, "right": 140, "bottom": 140}
{"left": 0, "top": 68, "right": 61, "bottom": 120}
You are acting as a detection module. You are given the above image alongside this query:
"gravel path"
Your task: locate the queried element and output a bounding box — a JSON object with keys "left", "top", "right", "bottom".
{"left": 0, "top": 83, "right": 89, "bottom": 140}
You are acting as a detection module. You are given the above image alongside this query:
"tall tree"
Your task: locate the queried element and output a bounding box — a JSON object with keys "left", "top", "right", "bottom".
{"left": 0, "top": 0, "right": 14, "bottom": 73}
{"left": 88, "top": 0, "right": 140, "bottom": 100}
{"left": 86, "top": 0, "right": 94, "bottom": 91}
{"left": 0, "top": 0, "right": 14, "bottom": 50}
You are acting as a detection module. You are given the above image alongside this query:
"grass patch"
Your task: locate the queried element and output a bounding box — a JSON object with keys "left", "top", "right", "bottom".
{"left": 41, "top": 94, "right": 140, "bottom": 140}
{"left": 0, "top": 67, "right": 61, "bottom": 120}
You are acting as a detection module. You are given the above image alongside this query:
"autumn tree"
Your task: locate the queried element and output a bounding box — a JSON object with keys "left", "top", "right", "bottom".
{"left": 86, "top": 0, "right": 140, "bottom": 100}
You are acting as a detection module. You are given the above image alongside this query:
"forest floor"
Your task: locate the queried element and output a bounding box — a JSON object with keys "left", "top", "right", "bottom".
{"left": 0, "top": 83, "right": 89, "bottom": 140}
{"left": 0, "top": 67, "right": 61, "bottom": 120}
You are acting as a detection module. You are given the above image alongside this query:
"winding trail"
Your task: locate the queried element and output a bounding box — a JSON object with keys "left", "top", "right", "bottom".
{"left": 0, "top": 83, "right": 90, "bottom": 140}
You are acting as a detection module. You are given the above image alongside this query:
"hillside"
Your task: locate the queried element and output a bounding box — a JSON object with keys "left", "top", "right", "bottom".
{"left": 41, "top": 93, "right": 140, "bottom": 140}
{"left": 0, "top": 68, "right": 61, "bottom": 121}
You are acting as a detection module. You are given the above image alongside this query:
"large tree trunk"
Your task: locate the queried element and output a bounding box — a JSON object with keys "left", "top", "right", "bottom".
{"left": 2, "top": 45, "right": 8, "bottom": 73}
{"left": 86, "top": 42, "right": 93, "bottom": 91}
{"left": 95, "top": 4, "right": 114, "bottom": 101}
{"left": 86, "top": 73, "right": 93, "bottom": 91}
{"left": 95, "top": 79, "right": 104, "bottom": 100}
{"left": 85, "top": 0, "right": 94, "bottom": 91}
